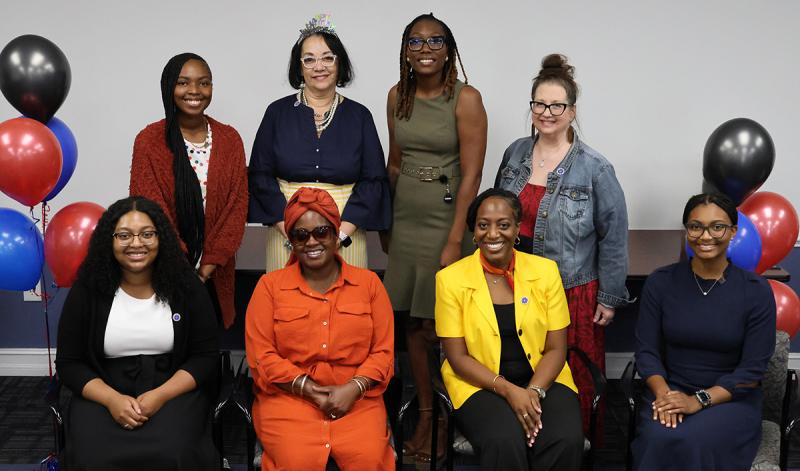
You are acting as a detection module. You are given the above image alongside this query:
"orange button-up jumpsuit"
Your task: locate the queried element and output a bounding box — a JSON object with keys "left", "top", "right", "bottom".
{"left": 245, "top": 260, "right": 395, "bottom": 470}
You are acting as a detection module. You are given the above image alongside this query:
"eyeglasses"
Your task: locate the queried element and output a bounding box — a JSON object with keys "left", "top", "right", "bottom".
{"left": 287, "top": 225, "right": 336, "bottom": 244}
{"left": 684, "top": 222, "right": 734, "bottom": 239}
{"left": 530, "top": 101, "right": 570, "bottom": 116}
{"left": 300, "top": 54, "right": 337, "bottom": 69}
{"left": 112, "top": 231, "right": 158, "bottom": 246}
{"left": 407, "top": 36, "right": 446, "bottom": 51}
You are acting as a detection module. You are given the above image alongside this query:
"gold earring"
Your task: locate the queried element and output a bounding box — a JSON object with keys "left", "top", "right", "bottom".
{"left": 472, "top": 237, "right": 477, "bottom": 245}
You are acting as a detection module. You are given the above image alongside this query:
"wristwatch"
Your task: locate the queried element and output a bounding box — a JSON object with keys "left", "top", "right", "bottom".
{"left": 528, "top": 385, "right": 546, "bottom": 400}
{"left": 694, "top": 389, "right": 712, "bottom": 409}
{"left": 339, "top": 231, "right": 352, "bottom": 248}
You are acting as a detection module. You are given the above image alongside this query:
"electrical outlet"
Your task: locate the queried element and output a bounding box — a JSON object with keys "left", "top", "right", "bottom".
{"left": 23, "top": 282, "right": 42, "bottom": 302}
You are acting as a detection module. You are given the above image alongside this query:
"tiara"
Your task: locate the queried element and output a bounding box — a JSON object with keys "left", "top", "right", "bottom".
{"left": 298, "top": 13, "right": 337, "bottom": 42}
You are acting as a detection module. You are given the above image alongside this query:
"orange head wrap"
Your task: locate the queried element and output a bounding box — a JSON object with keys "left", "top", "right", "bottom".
{"left": 284, "top": 187, "right": 341, "bottom": 235}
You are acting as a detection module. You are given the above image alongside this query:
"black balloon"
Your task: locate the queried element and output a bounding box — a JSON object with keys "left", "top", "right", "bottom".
{"left": 703, "top": 118, "right": 775, "bottom": 206}
{"left": 0, "top": 35, "right": 71, "bottom": 123}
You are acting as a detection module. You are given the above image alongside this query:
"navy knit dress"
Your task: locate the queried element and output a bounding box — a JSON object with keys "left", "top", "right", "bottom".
{"left": 632, "top": 261, "right": 776, "bottom": 471}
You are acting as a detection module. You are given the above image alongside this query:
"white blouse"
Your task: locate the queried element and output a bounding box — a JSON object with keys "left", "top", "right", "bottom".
{"left": 103, "top": 288, "right": 175, "bottom": 358}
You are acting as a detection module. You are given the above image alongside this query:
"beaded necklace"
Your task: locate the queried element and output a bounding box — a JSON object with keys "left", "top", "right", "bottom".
{"left": 299, "top": 88, "right": 340, "bottom": 135}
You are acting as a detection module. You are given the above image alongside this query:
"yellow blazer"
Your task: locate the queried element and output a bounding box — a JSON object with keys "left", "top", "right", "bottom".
{"left": 435, "top": 249, "right": 577, "bottom": 409}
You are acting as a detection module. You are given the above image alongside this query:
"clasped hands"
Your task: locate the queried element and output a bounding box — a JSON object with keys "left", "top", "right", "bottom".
{"left": 504, "top": 384, "right": 543, "bottom": 447}
{"left": 651, "top": 390, "right": 702, "bottom": 428}
{"left": 301, "top": 377, "right": 362, "bottom": 420}
{"left": 107, "top": 388, "right": 167, "bottom": 430}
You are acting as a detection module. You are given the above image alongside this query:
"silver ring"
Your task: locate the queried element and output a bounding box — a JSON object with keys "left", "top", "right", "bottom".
{"left": 123, "top": 424, "right": 132, "bottom": 430}
{"left": 330, "top": 414, "right": 337, "bottom": 419}
{"left": 522, "top": 413, "right": 529, "bottom": 418}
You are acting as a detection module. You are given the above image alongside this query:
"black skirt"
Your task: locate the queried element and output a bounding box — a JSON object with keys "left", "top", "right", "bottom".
{"left": 64, "top": 354, "right": 218, "bottom": 471}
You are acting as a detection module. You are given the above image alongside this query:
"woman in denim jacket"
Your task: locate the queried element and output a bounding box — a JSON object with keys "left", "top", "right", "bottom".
{"left": 494, "top": 54, "right": 629, "bottom": 434}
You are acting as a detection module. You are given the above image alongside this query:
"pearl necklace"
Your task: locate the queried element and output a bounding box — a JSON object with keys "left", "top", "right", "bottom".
{"left": 693, "top": 272, "right": 722, "bottom": 296}
{"left": 299, "top": 89, "right": 340, "bottom": 134}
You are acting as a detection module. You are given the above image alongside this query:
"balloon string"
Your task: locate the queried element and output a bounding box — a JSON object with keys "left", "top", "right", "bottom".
{"left": 32, "top": 203, "right": 55, "bottom": 378}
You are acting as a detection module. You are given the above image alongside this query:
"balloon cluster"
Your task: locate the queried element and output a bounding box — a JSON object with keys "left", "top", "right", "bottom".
{"left": 0, "top": 35, "right": 103, "bottom": 291}
{"left": 701, "top": 118, "right": 800, "bottom": 337}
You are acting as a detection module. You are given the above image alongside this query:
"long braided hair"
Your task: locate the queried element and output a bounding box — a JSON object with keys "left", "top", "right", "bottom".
{"left": 395, "top": 13, "right": 468, "bottom": 120}
{"left": 160, "top": 53, "right": 207, "bottom": 267}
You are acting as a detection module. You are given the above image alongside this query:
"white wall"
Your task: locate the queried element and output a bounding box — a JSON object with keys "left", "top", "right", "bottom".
{"left": 1, "top": 0, "right": 799, "bottom": 229}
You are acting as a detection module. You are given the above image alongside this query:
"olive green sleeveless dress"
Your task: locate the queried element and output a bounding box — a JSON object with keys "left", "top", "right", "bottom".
{"left": 384, "top": 81, "right": 468, "bottom": 319}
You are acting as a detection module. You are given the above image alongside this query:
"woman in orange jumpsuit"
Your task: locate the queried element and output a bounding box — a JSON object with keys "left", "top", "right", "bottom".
{"left": 245, "top": 187, "right": 395, "bottom": 471}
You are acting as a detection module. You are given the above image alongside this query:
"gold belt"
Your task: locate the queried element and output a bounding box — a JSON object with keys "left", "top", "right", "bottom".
{"left": 400, "top": 162, "right": 461, "bottom": 182}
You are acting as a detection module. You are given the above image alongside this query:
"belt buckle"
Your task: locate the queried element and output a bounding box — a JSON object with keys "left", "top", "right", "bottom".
{"left": 417, "top": 166, "right": 435, "bottom": 181}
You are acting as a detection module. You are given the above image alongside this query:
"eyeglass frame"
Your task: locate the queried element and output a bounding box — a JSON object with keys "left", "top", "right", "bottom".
{"left": 529, "top": 101, "right": 572, "bottom": 116}
{"left": 684, "top": 222, "right": 735, "bottom": 239}
{"left": 300, "top": 54, "right": 337, "bottom": 69}
{"left": 112, "top": 230, "right": 159, "bottom": 246}
{"left": 287, "top": 225, "right": 337, "bottom": 245}
{"left": 407, "top": 36, "right": 446, "bottom": 52}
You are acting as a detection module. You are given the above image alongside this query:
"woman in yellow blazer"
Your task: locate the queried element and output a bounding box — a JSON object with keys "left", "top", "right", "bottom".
{"left": 435, "top": 188, "right": 583, "bottom": 470}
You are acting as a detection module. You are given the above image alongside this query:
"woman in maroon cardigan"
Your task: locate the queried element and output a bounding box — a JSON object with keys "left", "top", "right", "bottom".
{"left": 131, "top": 52, "right": 248, "bottom": 328}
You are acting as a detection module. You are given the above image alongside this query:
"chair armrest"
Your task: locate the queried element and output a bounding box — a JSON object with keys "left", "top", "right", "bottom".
{"left": 780, "top": 369, "right": 799, "bottom": 470}
{"left": 231, "top": 357, "right": 254, "bottom": 424}
{"left": 568, "top": 347, "right": 608, "bottom": 408}
{"left": 620, "top": 358, "right": 638, "bottom": 413}
{"left": 213, "top": 351, "right": 235, "bottom": 421}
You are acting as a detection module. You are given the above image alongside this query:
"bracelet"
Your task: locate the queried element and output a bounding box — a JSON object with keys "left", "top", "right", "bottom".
{"left": 298, "top": 374, "right": 309, "bottom": 398}
{"left": 350, "top": 376, "right": 369, "bottom": 398}
{"left": 492, "top": 374, "right": 505, "bottom": 394}
{"left": 291, "top": 374, "right": 303, "bottom": 395}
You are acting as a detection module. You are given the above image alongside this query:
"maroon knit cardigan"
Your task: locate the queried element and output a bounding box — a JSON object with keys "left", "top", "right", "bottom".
{"left": 130, "top": 116, "right": 248, "bottom": 328}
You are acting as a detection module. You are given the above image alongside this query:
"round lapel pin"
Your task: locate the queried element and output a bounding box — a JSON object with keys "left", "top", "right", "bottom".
{"left": 172, "top": 313, "right": 181, "bottom": 322}
{"left": 521, "top": 297, "right": 529, "bottom": 305}
{"left": 556, "top": 167, "right": 565, "bottom": 176}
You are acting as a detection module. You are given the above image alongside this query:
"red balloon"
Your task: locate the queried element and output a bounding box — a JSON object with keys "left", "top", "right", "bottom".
{"left": 768, "top": 280, "right": 800, "bottom": 337}
{"left": 740, "top": 191, "right": 800, "bottom": 273}
{"left": 44, "top": 202, "right": 105, "bottom": 287}
{"left": 0, "top": 117, "right": 62, "bottom": 206}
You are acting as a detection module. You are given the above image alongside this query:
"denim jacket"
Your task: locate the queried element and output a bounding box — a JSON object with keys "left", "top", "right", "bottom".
{"left": 494, "top": 134, "right": 631, "bottom": 307}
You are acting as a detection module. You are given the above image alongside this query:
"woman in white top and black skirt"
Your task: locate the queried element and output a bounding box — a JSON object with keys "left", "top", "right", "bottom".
{"left": 55, "top": 196, "right": 220, "bottom": 469}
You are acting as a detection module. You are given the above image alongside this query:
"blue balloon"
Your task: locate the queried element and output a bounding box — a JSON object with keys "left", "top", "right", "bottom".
{"left": 42, "top": 116, "right": 77, "bottom": 201}
{"left": 727, "top": 211, "right": 762, "bottom": 271}
{"left": 0, "top": 207, "right": 44, "bottom": 290}
{"left": 684, "top": 211, "right": 762, "bottom": 271}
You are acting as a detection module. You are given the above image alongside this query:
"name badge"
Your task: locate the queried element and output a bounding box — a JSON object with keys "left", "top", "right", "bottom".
{"left": 172, "top": 313, "right": 182, "bottom": 322}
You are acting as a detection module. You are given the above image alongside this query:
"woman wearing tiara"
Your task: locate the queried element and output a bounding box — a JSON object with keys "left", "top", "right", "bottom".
{"left": 248, "top": 14, "right": 391, "bottom": 271}
{"left": 494, "top": 53, "right": 630, "bottom": 435}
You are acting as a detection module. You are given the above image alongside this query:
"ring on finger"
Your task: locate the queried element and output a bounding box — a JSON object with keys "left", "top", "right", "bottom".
{"left": 123, "top": 424, "right": 132, "bottom": 430}
{"left": 522, "top": 413, "right": 529, "bottom": 418}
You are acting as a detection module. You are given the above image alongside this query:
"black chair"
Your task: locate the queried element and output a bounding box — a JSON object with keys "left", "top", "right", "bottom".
{"left": 46, "top": 350, "right": 235, "bottom": 471}
{"left": 397, "top": 345, "right": 605, "bottom": 471}
{"left": 621, "top": 332, "right": 798, "bottom": 471}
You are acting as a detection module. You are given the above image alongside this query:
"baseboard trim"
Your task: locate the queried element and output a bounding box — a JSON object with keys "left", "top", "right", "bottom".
{"left": 0, "top": 348, "right": 247, "bottom": 376}
{"left": 1, "top": 349, "right": 797, "bottom": 378}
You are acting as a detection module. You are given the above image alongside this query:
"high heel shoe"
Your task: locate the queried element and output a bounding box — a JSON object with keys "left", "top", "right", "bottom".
{"left": 415, "top": 417, "right": 446, "bottom": 467}
{"left": 403, "top": 408, "right": 433, "bottom": 458}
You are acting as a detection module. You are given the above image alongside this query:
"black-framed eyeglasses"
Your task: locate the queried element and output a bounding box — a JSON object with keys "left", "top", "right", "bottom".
{"left": 684, "top": 222, "right": 734, "bottom": 239}
{"left": 112, "top": 231, "right": 158, "bottom": 246}
{"left": 300, "top": 54, "right": 337, "bottom": 69}
{"left": 288, "top": 225, "right": 336, "bottom": 244}
{"left": 407, "top": 36, "right": 446, "bottom": 51}
{"left": 530, "top": 101, "right": 570, "bottom": 116}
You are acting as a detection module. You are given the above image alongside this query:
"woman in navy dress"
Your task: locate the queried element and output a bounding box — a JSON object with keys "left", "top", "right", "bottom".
{"left": 247, "top": 14, "right": 391, "bottom": 271}
{"left": 633, "top": 192, "right": 776, "bottom": 470}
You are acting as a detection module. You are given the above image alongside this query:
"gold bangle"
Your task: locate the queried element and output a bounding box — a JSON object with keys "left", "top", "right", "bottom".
{"left": 298, "top": 375, "right": 308, "bottom": 398}
{"left": 291, "top": 374, "right": 303, "bottom": 395}
{"left": 492, "top": 374, "right": 505, "bottom": 393}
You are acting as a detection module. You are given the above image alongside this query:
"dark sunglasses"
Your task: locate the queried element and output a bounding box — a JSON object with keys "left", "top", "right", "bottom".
{"left": 287, "top": 225, "right": 336, "bottom": 244}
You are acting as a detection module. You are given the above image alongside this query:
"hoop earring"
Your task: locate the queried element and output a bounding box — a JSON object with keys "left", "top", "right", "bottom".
{"left": 515, "top": 237, "right": 521, "bottom": 246}
{"left": 472, "top": 237, "right": 477, "bottom": 245}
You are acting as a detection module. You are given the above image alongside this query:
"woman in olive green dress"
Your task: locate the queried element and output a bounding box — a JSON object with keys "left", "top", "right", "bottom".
{"left": 384, "top": 12, "right": 487, "bottom": 464}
